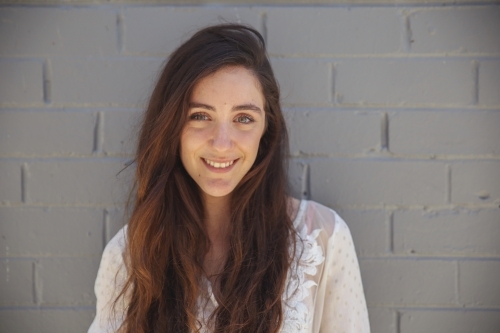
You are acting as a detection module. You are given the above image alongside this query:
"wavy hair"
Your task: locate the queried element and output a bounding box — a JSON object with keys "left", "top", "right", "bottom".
{"left": 116, "top": 24, "right": 295, "bottom": 333}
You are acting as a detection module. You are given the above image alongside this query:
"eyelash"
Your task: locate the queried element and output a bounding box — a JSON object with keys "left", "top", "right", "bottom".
{"left": 189, "top": 112, "right": 255, "bottom": 124}
{"left": 189, "top": 113, "right": 210, "bottom": 121}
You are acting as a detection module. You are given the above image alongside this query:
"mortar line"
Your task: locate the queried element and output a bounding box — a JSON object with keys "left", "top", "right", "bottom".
{"left": 381, "top": 111, "right": 389, "bottom": 151}
{"left": 455, "top": 260, "right": 461, "bottom": 306}
{"left": 388, "top": 210, "right": 394, "bottom": 254}
{"left": 103, "top": 209, "right": 110, "bottom": 250}
{"left": 117, "top": 10, "right": 125, "bottom": 54}
{"left": 93, "top": 111, "right": 104, "bottom": 154}
{"left": 260, "top": 11, "right": 268, "bottom": 46}
{"left": 301, "top": 163, "right": 311, "bottom": 200}
{"left": 32, "top": 261, "right": 42, "bottom": 306}
{"left": 21, "top": 163, "right": 28, "bottom": 204}
{"left": 395, "top": 310, "right": 401, "bottom": 333}
{"left": 472, "top": 60, "right": 479, "bottom": 105}
{"left": 446, "top": 164, "right": 452, "bottom": 204}
{"left": 32, "top": 262, "right": 37, "bottom": 305}
{"left": 329, "top": 63, "right": 336, "bottom": 104}
{"left": 42, "top": 59, "right": 52, "bottom": 104}
{"left": 400, "top": 10, "right": 412, "bottom": 53}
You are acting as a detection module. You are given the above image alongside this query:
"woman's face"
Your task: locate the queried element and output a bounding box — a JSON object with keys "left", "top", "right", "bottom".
{"left": 180, "top": 66, "right": 266, "bottom": 200}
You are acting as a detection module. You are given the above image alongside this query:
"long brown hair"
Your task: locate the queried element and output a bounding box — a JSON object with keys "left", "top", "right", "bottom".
{"left": 117, "top": 24, "right": 295, "bottom": 333}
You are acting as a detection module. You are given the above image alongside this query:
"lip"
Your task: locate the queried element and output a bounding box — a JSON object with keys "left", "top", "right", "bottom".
{"left": 201, "top": 158, "right": 239, "bottom": 173}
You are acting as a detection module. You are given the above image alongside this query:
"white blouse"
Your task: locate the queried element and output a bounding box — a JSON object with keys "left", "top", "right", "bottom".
{"left": 88, "top": 200, "right": 370, "bottom": 333}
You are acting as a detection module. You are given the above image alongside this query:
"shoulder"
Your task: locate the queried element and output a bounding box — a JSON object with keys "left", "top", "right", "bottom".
{"left": 89, "top": 225, "right": 129, "bottom": 333}
{"left": 96, "top": 225, "right": 128, "bottom": 289}
{"left": 295, "top": 200, "right": 347, "bottom": 238}
{"left": 103, "top": 225, "right": 128, "bottom": 264}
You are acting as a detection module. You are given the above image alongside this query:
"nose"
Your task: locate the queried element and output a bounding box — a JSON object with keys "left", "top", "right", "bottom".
{"left": 211, "top": 122, "right": 233, "bottom": 152}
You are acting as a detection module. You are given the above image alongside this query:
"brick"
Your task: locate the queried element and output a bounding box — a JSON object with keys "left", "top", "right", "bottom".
{"left": 51, "top": 58, "right": 163, "bottom": 106}
{"left": 460, "top": 261, "right": 500, "bottom": 307}
{"left": 390, "top": 111, "right": 500, "bottom": 155}
{"left": 39, "top": 258, "right": 100, "bottom": 306}
{"left": 27, "top": 159, "right": 134, "bottom": 205}
{"left": 451, "top": 161, "right": 500, "bottom": 204}
{"left": 335, "top": 59, "right": 473, "bottom": 106}
{"left": 0, "top": 110, "right": 95, "bottom": 156}
{"left": 0, "top": 260, "right": 33, "bottom": 306}
{"left": 400, "top": 310, "right": 500, "bottom": 333}
{"left": 102, "top": 110, "right": 141, "bottom": 155}
{"left": 367, "top": 308, "right": 396, "bottom": 333}
{"left": 0, "top": 8, "right": 117, "bottom": 56}
{"left": 123, "top": 7, "right": 261, "bottom": 55}
{"left": 479, "top": 60, "right": 500, "bottom": 106}
{"left": 359, "top": 259, "right": 456, "bottom": 306}
{"left": 267, "top": 8, "right": 400, "bottom": 55}
{"left": 271, "top": 60, "right": 331, "bottom": 105}
{"left": 394, "top": 209, "right": 500, "bottom": 256}
{"left": 0, "top": 161, "right": 21, "bottom": 204}
{"left": 410, "top": 7, "right": 500, "bottom": 54}
{"left": 0, "top": 60, "right": 43, "bottom": 105}
{"left": 303, "top": 159, "right": 445, "bottom": 206}
{"left": 0, "top": 207, "right": 104, "bottom": 257}
{"left": 0, "top": 309, "right": 95, "bottom": 333}
{"left": 336, "top": 210, "right": 388, "bottom": 257}
{"left": 285, "top": 109, "right": 380, "bottom": 155}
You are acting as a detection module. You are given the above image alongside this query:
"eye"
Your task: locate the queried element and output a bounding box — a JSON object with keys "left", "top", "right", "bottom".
{"left": 235, "top": 114, "right": 254, "bottom": 124}
{"left": 189, "top": 112, "right": 210, "bottom": 121}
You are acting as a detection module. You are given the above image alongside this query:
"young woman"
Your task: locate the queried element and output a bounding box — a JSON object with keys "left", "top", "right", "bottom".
{"left": 89, "top": 24, "right": 370, "bottom": 333}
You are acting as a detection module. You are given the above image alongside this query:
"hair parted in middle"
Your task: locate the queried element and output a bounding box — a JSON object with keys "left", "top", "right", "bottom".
{"left": 116, "top": 24, "right": 297, "bottom": 333}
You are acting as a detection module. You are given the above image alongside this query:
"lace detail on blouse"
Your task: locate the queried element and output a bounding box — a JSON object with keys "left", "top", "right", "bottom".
{"left": 281, "top": 225, "right": 325, "bottom": 333}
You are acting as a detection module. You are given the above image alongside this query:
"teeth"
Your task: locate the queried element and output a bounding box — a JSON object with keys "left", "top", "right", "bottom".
{"left": 204, "top": 158, "right": 235, "bottom": 168}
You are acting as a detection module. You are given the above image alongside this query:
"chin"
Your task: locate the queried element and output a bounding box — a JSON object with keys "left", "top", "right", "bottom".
{"left": 202, "top": 189, "right": 234, "bottom": 199}
{"left": 199, "top": 183, "right": 236, "bottom": 199}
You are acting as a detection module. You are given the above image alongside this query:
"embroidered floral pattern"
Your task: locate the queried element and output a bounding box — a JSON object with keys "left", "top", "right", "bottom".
{"left": 280, "top": 225, "right": 325, "bottom": 333}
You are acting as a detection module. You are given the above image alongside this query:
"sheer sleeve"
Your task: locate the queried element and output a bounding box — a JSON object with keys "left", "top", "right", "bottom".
{"left": 88, "top": 226, "right": 128, "bottom": 333}
{"left": 319, "top": 211, "right": 370, "bottom": 333}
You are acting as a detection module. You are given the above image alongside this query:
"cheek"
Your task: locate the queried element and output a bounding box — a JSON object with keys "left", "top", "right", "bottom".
{"left": 239, "top": 131, "right": 264, "bottom": 158}
{"left": 180, "top": 129, "right": 203, "bottom": 156}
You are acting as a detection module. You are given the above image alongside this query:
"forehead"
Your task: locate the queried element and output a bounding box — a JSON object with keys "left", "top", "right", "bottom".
{"left": 190, "top": 66, "right": 264, "bottom": 107}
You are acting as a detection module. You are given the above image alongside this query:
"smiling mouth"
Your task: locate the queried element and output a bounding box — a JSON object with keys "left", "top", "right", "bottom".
{"left": 203, "top": 158, "right": 237, "bottom": 169}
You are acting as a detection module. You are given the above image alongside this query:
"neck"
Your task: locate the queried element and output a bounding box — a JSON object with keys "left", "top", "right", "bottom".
{"left": 203, "top": 193, "right": 231, "bottom": 246}
{"left": 202, "top": 193, "right": 231, "bottom": 277}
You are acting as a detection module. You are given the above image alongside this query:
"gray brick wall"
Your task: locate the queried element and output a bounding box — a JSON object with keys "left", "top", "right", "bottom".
{"left": 0, "top": 2, "right": 499, "bottom": 333}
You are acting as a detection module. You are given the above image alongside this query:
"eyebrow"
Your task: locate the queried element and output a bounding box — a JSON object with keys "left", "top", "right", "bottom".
{"left": 233, "top": 104, "right": 262, "bottom": 113}
{"left": 189, "top": 102, "right": 262, "bottom": 114}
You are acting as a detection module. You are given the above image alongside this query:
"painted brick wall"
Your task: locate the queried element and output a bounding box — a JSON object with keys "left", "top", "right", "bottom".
{"left": 1, "top": 2, "right": 499, "bottom": 333}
